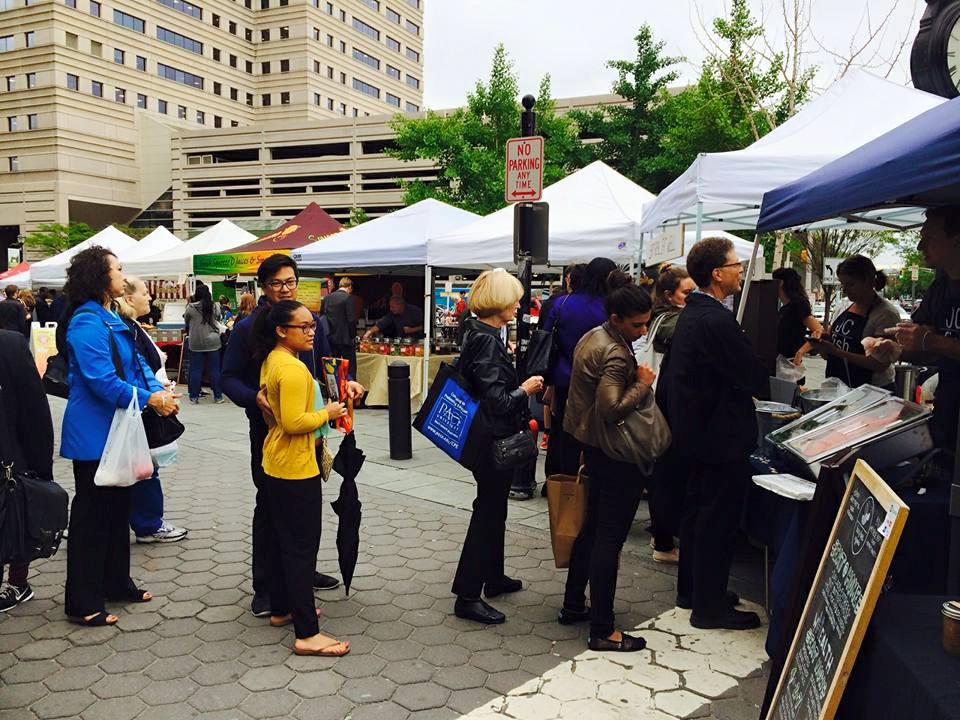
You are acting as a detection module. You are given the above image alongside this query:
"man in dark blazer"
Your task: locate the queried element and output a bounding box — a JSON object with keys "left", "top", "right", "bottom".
{"left": 660, "top": 237, "right": 766, "bottom": 630}
{"left": 323, "top": 277, "right": 357, "bottom": 376}
{"left": 0, "top": 329, "right": 55, "bottom": 612}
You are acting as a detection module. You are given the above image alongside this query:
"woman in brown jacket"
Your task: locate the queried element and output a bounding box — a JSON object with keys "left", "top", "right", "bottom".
{"left": 559, "top": 271, "right": 655, "bottom": 652}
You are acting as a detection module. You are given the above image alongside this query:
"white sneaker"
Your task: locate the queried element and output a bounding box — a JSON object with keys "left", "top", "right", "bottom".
{"left": 136, "top": 522, "right": 188, "bottom": 544}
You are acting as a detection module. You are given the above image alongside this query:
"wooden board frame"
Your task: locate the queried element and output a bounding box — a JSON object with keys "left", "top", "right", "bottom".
{"left": 765, "top": 458, "right": 910, "bottom": 720}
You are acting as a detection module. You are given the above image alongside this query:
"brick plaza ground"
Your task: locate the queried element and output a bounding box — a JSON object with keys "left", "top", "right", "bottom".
{"left": 0, "top": 392, "right": 780, "bottom": 720}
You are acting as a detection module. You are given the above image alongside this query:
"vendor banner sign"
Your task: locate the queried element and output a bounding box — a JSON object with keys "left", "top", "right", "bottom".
{"left": 193, "top": 249, "right": 290, "bottom": 276}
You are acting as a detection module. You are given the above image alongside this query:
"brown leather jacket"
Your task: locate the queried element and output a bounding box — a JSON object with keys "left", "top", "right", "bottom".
{"left": 564, "top": 322, "right": 650, "bottom": 449}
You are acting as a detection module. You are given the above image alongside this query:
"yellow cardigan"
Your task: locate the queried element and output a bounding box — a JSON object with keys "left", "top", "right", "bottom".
{"left": 260, "top": 348, "right": 329, "bottom": 480}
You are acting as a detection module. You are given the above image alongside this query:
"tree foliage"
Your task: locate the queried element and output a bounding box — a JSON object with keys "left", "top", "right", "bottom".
{"left": 24, "top": 222, "right": 95, "bottom": 255}
{"left": 345, "top": 207, "right": 370, "bottom": 227}
{"left": 388, "top": 44, "right": 582, "bottom": 215}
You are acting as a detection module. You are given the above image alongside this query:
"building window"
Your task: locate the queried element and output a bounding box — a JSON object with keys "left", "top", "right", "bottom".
{"left": 314, "top": 92, "right": 320, "bottom": 106}
{"left": 136, "top": 55, "right": 146, "bottom": 71}
{"left": 212, "top": 13, "right": 219, "bottom": 27}
{"left": 136, "top": 93, "right": 147, "bottom": 108}
{"left": 353, "top": 107, "right": 358, "bottom": 117}
{"left": 7, "top": 117, "right": 16, "bottom": 132}
{"left": 231, "top": 120, "right": 238, "bottom": 127}
{"left": 406, "top": 0, "right": 419, "bottom": 7}
{"left": 261, "top": 62, "right": 270, "bottom": 74}
{"left": 279, "top": 26, "right": 289, "bottom": 40}
{"left": 26, "top": 73, "right": 36, "bottom": 88}
{"left": 65, "top": 0, "right": 76, "bottom": 7}
{"left": 386, "top": 36, "right": 400, "bottom": 52}
{"left": 405, "top": 19, "right": 419, "bottom": 35}
{"left": 386, "top": 64, "right": 399, "bottom": 80}
{"left": 158, "top": 99, "right": 168, "bottom": 114}
{"left": 246, "top": 92, "right": 253, "bottom": 106}
{"left": 339, "top": 9, "right": 346, "bottom": 21}
{"left": 261, "top": 29, "right": 270, "bottom": 42}
{"left": 325, "top": 1, "right": 332, "bottom": 13}
{"left": 114, "top": 48, "right": 124, "bottom": 64}
{"left": 339, "top": 40, "right": 346, "bottom": 53}
{"left": 229, "top": 21, "right": 237, "bottom": 35}
{"left": 386, "top": 92, "right": 399, "bottom": 107}
{"left": 213, "top": 48, "right": 221, "bottom": 61}
{"left": 326, "top": 98, "right": 334, "bottom": 110}
{"left": 245, "top": 28, "right": 252, "bottom": 42}
{"left": 261, "top": 93, "right": 271, "bottom": 106}
{"left": 90, "top": 40, "right": 102, "bottom": 57}
{"left": 327, "top": 65, "right": 334, "bottom": 79}
{"left": 213, "top": 81, "right": 221, "bottom": 95}
{"left": 353, "top": 47, "right": 380, "bottom": 70}
{"left": 89, "top": 1, "right": 100, "bottom": 17}
{"left": 214, "top": 115, "right": 222, "bottom": 128}
{"left": 230, "top": 87, "right": 238, "bottom": 101}
{"left": 406, "top": 74, "right": 419, "bottom": 89}
{"left": 229, "top": 54, "right": 237, "bottom": 68}
{"left": 245, "top": 60, "right": 253, "bottom": 73}
{"left": 156, "top": 0, "right": 202, "bottom": 20}
{"left": 326, "top": 34, "right": 334, "bottom": 47}
{"left": 260, "top": 0, "right": 268, "bottom": 8}
{"left": 386, "top": 7, "right": 399, "bottom": 23}
{"left": 157, "top": 63, "right": 204, "bottom": 89}
{"left": 8, "top": 157, "right": 18, "bottom": 172}
{"left": 340, "top": 71, "right": 346, "bottom": 84}
{"left": 312, "top": 28, "right": 320, "bottom": 41}
{"left": 91, "top": 80, "right": 103, "bottom": 97}
{"left": 352, "top": 17, "right": 380, "bottom": 40}
{"left": 405, "top": 101, "right": 418, "bottom": 112}
{"left": 406, "top": 47, "right": 419, "bottom": 62}
{"left": 24, "top": 32, "right": 36, "bottom": 48}
{"left": 65, "top": 32, "right": 78, "bottom": 49}
{"left": 362, "top": 0, "right": 379, "bottom": 9}
{"left": 114, "top": 10, "right": 145, "bottom": 33}
{"left": 0, "top": 36, "right": 12, "bottom": 53}
{"left": 352, "top": 77, "right": 380, "bottom": 98}
{"left": 157, "top": 27, "right": 203, "bottom": 54}
{"left": 280, "top": 91, "right": 290, "bottom": 104}
{"left": 196, "top": 110, "right": 204, "bottom": 124}
{"left": 66, "top": 73, "right": 78, "bottom": 90}
{"left": 115, "top": 87, "right": 125, "bottom": 103}
{"left": 280, "top": 59, "right": 290, "bottom": 72}
{"left": 339, "top": 102, "right": 346, "bottom": 115}
{"left": 177, "top": 104, "right": 187, "bottom": 119}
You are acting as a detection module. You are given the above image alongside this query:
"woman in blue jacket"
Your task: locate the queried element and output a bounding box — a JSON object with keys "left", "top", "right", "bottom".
{"left": 58, "top": 247, "right": 179, "bottom": 627}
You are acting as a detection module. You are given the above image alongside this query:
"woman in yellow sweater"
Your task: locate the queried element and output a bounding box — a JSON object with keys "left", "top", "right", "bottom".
{"left": 253, "top": 300, "right": 349, "bottom": 657}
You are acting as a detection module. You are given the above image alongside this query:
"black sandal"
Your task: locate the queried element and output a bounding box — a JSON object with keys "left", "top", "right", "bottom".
{"left": 588, "top": 632, "right": 646, "bottom": 652}
{"left": 70, "top": 612, "right": 118, "bottom": 627}
{"left": 109, "top": 587, "right": 152, "bottom": 603}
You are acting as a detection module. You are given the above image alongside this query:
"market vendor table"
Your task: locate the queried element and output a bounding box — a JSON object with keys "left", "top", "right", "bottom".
{"left": 356, "top": 352, "right": 458, "bottom": 407}
{"left": 836, "top": 593, "right": 960, "bottom": 720}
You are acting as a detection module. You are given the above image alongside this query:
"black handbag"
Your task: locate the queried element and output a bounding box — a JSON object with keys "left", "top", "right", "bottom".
{"left": 141, "top": 406, "right": 185, "bottom": 449}
{"left": 492, "top": 428, "right": 539, "bottom": 470}
{"left": 523, "top": 296, "right": 569, "bottom": 381}
{"left": 41, "top": 353, "right": 70, "bottom": 399}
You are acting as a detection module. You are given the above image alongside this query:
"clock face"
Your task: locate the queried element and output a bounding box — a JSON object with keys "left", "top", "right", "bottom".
{"left": 949, "top": 15, "right": 960, "bottom": 91}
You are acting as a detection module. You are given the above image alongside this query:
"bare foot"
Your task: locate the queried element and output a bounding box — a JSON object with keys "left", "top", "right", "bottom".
{"left": 269, "top": 608, "right": 322, "bottom": 627}
{"left": 293, "top": 633, "right": 350, "bottom": 657}
{"left": 83, "top": 612, "right": 119, "bottom": 625}
{"left": 606, "top": 630, "right": 623, "bottom": 642}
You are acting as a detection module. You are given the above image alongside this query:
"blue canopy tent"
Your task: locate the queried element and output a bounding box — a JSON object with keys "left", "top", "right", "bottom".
{"left": 757, "top": 95, "right": 960, "bottom": 233}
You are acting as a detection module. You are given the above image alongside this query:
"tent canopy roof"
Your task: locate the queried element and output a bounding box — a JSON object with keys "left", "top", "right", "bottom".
{"left": 122, "top": 220, "right": 255, "bottom": 278}
{"left": 31, "top": 226, "right": 137, "bottom": 286}
{"left": 233, "top": 202, "right": 342, "bottom": 253}
{"left": 757, "top": 94, "right": 960, "bottom": 233}
{"left": 120, "top": 226, "right": 182, "bottom": 262}
{"left": 639, "top": 70, "right": 946, "bottom": 233}
{"left": 428, "top": 161, "right": 655, "bottom": 267}
{"left": 293, "top": 199, "right": 478, "bottom": 270}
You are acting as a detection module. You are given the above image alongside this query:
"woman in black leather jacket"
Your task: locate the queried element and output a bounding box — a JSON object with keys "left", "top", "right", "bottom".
{"left": 452, "top": 269, "right": 544, "bottom": 625}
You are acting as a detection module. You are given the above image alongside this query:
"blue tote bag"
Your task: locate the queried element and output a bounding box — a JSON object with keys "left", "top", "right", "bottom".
{"left": 413, "top": 362, "right": 489, "bottom": 470}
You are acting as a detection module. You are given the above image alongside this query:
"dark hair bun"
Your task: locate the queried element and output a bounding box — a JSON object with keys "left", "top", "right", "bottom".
{"left": 606, "top": 269, "right": 633, "bottom": 290}
{"left": 874, "top": 270, "right": 887, "bottom": 292}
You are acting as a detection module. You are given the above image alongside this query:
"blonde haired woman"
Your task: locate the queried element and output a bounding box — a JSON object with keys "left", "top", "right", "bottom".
{"left": 452, "top": 269, "right": 545, "bottom": 624}
{"left": 117, "top": 276, "right": 188, "bottom": 544}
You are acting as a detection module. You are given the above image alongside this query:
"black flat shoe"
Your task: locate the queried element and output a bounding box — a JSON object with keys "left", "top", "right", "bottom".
{"left": 484, "top": 576, "right": 522, "bottom": 598}
{"left": 690, "top": 608, "right": 761, "bottom": 630}
{"left": 557, "top": 606, "right": 591, "bottom": 625}
{"left": 313, "top": 572, "right": 340, "bottom": 591}
{"left": 676, "top": 590, "right": 740, "bottom": 610}
{"left": 454, "top": 597, "right": 505, "bottom": 625}
{"left": 588, "top": 632, "right": 646, "bottom": 652}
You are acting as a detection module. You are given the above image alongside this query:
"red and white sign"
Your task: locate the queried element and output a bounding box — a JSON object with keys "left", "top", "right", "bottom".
{"left": 505, "top": 136, "right": 544, "bottom": 203}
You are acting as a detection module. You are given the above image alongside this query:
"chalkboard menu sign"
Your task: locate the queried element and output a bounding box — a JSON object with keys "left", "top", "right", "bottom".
{"left": 766, "top": 459, "right": 909, "bottom": 720}
{"left": 176, "top": 335, "right": 191, "bottom": 387}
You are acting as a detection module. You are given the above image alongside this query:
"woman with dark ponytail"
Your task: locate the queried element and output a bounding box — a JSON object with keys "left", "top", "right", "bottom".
{"left": 807, "top": 255, "right": 900, "bottom": 388}
{"left": 771, "top": 267, "right": 822, "bottom": 368}
{"left": 559, "top": 270, "right": 655, "bottom": 652}
{"left": 251, "top": 300, "right": 350, "bottom": 657}
{"left": 183, "top": 282, "right": 224, "bottom": 404}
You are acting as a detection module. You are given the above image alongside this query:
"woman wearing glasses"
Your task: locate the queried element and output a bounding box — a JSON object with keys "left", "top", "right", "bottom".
{"left": 252, "top": 300, "right": 350, "bottom": 657}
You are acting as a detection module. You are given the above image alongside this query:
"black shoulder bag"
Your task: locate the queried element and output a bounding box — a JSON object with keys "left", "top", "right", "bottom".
{"left": 523, "top": 296, "right": 568, "bottom": 381}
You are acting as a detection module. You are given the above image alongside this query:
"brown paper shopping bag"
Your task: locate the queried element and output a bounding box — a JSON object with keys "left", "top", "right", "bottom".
{"left": 546, "top": 466, "right": 589, "bottom": 569}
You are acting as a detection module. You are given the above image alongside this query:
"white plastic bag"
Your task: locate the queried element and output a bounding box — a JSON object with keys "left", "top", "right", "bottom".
{"left": 150, "top": 441, "right": 178, "bottom": 468}
{"left": 94, "top": 393, "right": 154, "bottom": 487}
{"left": 776, "top": 354, "right": 806, "bottom": 382}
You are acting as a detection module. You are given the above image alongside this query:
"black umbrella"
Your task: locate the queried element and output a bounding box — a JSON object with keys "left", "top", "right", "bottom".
{"left": 331, "top": 431, "right": 365, "bottom": 596}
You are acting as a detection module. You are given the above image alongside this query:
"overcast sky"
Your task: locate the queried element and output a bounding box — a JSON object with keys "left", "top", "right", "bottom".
{"left": 422, "top": 0, "right": 927, "bottom": 108}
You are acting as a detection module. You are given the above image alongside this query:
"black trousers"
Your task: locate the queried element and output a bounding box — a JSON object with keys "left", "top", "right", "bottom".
{"left": 544, "top": 386, "right": 583, "bottom": 478}
{"left": 330, "top": 343, "right": 357, "bottom": 379}
{"left": 264, "top": 473, "right": 323, "bottom": 639}
{"left": 452, "top": 450, "right": 511, "bottom": 598}
{"left": 64, "top": 460, "right": 137, "bottom": 617}
{"left": 249, "top": 426, "right": 273, "bottom": 597}
{"left": 563, "top": 446, "right": 645, "bottom": 638}
{"left": 677, "top": 459, "right": 750, "bottom": 618}
{"left": 649, "top": 446, "right": 690, "bottom": 552}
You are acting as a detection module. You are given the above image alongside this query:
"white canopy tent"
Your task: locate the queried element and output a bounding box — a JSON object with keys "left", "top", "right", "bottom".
{"left": 120, "top": 226, "right": 182, "bottom": 263}
{"left": 293, "top": 199, "right": 479, "bottom": 270}
{"left": 31, "top": 226, "right": 137, "bottom": 287}
{"left": 122, "top": 220, "right": 255, "bottom": 279}
{"left": 639, "top": 70, "right": 946, "bottom": 235}
{"left": 428, "top": 161, "right": 655, "bottom": 267}
{"left": 664, "top": 231, "right": 761, "bottom": 266}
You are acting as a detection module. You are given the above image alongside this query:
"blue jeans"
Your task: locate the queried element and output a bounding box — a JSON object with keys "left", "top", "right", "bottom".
{"left": 189, "top": 349, "right": 222, "bottom": 400}
{"left": 130, "top": 469, "right": 163, "bottom": 536}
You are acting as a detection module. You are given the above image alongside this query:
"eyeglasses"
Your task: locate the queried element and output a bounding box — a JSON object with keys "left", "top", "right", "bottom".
{"left": 264, "top": 278, "right": 299, "bottom": 290}
{"left": 280, "top": 322, "right": 317, "bottom": 333}
{"left": 718, "top": 261, "right": 743, "bottom": 269}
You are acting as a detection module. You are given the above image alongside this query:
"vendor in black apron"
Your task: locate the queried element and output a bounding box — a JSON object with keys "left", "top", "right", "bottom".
{"left": 889, "top": 206, "right": 960, "bottom": 461}
{"left": 807, "top": 255, "right": 900, "bottom": 389}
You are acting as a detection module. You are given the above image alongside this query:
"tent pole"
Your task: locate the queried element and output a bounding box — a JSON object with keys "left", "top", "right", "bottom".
{"left": 695, "top": 202, "right": 703, "bottom": 244}
{"left": 736, "top": 233, "right": 762, "bottom": 324}
{"left": 421, "top": 265, "right": 432, "bottom": 405}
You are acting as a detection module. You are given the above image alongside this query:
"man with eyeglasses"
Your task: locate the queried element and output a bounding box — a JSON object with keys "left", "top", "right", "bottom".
{"left": 222, "top": 254, "right": 365, "bottom": 617}
{"left": 659, "top": 237, "right": 767, "bottom": 631}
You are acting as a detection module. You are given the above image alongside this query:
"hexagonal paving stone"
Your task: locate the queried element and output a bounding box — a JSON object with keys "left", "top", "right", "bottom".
{"left": 471, "top": 648, "right": 522, "bottom": 674}
{"left": 14, "top": 638, "right": 71, "bottom": 661}
{"left": 393, "top": 682, "right": 451, "bottom": 712}
{"left": 347, "top": 700, "right": 409, "bottom": 720}
{"left": 237, "top": 688, "right": 300, "bottom": 719}
{"left": 373, "top": 638, "right": 424, "bottom": 662}
{"left": 0, "top": 683, "right": 47, "bottom": 711}
{"left": 540, "top": 673, "right": 598, "bottom": 703}
{"left": 683, "top": 667, "right": 739, "bottom": 699}
{"left": 328, "top": 654, "right": 386, "bottom": 679}
{"left": 79, "top": 696, "right": 146, "bottom": 720}
{"left": 98, "top": 649, "right": 154, "bottom": 674}
{"left": 654, "top": 688, "right": 711, "bottom": 717}
{"left": 139, "top": 677, "right": 199, "bottom": 706}
{"left": 1, "top": 659, "right": 59, "bottom": 684}
{"left": 596, "top": 679, "right": 654, "bottom": 709}
{"left": 187, "top": 682, "right": 250, "bottom": 713}
{"left": 292, "top": 695, "right": 354, "bottom": 720}
{"left": 148, "top": 635, "right": 204, "bottom": 658}
{"left": 191, "top": 660, "right": 246, "bottom": 687}
{"left": 143, "top": 655, "right": 201, "bottom": 681}
{"left": 239, "top": 665, "right": 295, "bottom": 692}
{"left": 90, "top": 672, "right": 151, "bottom": 700}
{"left": 502, "top": 693, "right": 562, "bottom": 719}
{"left": 340, "top": 676, "right": 398, "bottom": 704}
{"left": 287, "top": 670, "right": 345, "bottom": 698}
{"left": 30, "top": 689, "right": 97, "bottom": 719}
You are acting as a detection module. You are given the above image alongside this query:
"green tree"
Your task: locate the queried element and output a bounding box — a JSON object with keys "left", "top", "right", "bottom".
{"left": 345, "top": 207, "right": 370, "bottom": 227}
{"left": 24, "top": 222, "right": 95, "bottom": 255}
{"left": 388, "top": 44, "right": 583, "bottom": 215}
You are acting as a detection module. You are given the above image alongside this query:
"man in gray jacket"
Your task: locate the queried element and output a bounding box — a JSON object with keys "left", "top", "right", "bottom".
{"left": 323, "top": 277, "right": 357, "bottom": 376}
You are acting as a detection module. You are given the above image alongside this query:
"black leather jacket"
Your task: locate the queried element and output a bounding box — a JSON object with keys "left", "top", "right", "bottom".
{"left": 459, "top": 318, "right": 527, "bottom": 439}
